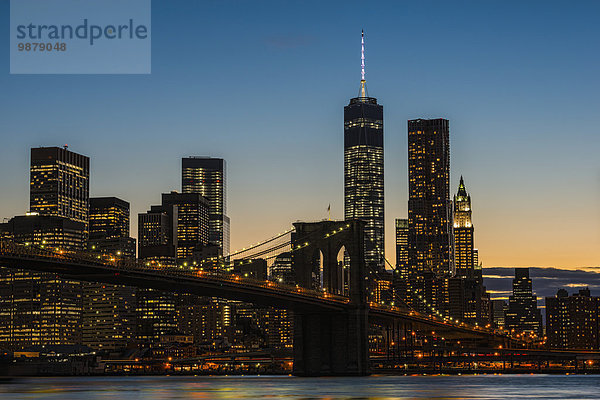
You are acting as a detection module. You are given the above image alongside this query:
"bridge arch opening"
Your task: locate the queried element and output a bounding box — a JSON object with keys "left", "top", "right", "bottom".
{"left": 311, "top": 249, "right": 324, "bottom": 291}
{"left": 336, "top": 245, "right": 350, "bottom": 296}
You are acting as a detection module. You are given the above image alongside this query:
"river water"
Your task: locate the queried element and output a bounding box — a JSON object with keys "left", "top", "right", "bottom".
{"left": 0, "top": 375, "right": 599, "bottom": 399}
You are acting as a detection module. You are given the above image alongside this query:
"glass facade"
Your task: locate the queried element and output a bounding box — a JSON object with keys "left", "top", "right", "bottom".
{"left": 182, "top": 157, "right": 230, "bottom": 256}
{"left": 395, "top": 219, "right": 409, "bottom": 276}
{"left": 344, "top": 96, "right": 384, "bottom": 274}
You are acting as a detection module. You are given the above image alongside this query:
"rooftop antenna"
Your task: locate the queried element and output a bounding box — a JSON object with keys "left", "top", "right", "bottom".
{"left": 360, "top": 29, "right": 366, "bottom": 98}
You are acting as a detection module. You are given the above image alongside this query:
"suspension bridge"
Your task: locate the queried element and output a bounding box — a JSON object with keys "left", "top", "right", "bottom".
{"left": 0, "top": 219, "right": 521, "bottom": 376}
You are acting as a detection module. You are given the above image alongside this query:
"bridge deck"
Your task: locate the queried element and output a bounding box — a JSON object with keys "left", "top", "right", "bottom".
{"left": 0, "top": 240, "right": 515, "bottom": 342}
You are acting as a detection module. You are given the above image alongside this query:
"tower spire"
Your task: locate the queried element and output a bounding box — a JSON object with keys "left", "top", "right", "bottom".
{"left": 360, "top": 29, "right": 366, "bottom": 98}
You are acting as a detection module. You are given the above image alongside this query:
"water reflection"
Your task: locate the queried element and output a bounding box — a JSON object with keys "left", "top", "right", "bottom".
{"left": 0, "top": 375, "right": 599, "bottom": 399}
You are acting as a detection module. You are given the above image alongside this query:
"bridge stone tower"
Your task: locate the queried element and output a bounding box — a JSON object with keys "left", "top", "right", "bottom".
{"left": 292, "top": 220, "right": 370, "bottom": 376}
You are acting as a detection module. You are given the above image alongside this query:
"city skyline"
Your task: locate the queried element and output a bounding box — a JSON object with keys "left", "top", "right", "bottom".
{"left": 0, "top": 1, "right": 599, "bottom": 271}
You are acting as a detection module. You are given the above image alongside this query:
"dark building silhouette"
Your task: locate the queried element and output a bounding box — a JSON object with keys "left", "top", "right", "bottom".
{"left": 406, "top": 118, "right": 451, "bottom": 313}
{"left": 83, "top": 197, "right": 136, "bottom": 351}
{"left": 505, "top": 268, "right": 542, "bottom": 335}
{"left": 492, "top": 299, "right": 507, "bottom": 329}
{"left": 270, "top": 252, "right": 294, "bottom": 284}
{"left": 344, "top": 31, "right": 384, "bottom": 274}
{"left": 182, "top": 157, "right": 230, "bottom": 256}
{"left": 30, "top": 146, "right": 90, "bottom": 236}
{"left": 233, "top": 259, "right": 267, "bottom": 280}
{"left": 546, "top": 288, "right": 599, "bottom": 350}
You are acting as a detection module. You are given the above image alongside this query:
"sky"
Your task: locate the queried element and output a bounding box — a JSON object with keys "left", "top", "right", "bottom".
{"left": 0, "top": 1, "right": 599, "bottom": 281}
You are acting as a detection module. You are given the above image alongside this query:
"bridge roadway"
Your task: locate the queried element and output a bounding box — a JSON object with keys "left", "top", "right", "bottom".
{"left": 0, "top": 240, "right": 513, "bottom": 343}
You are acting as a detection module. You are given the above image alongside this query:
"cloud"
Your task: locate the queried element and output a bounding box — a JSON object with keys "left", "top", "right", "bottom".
{"left": 483, "top": 266, "right": 600, "bottom": 310}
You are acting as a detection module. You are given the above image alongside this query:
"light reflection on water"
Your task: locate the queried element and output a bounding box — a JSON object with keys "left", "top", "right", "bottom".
{"left": 0, "top": 375, "right": 599, "bottom": 399}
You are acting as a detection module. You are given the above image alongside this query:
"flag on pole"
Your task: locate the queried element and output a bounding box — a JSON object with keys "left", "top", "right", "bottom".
{"left": 327, "top": 204, "right": 331, "bottom": 220}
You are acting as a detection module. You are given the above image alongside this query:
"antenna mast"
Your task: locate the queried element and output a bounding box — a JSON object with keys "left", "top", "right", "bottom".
{"left": 360, "top": 30, "right": 366, "bottom": 97}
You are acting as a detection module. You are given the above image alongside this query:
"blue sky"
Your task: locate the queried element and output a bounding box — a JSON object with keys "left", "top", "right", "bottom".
{"left": 0, "top": 0, "right": 599, "bottom": 271}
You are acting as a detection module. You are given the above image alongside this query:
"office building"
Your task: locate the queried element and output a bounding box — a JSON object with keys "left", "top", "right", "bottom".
{"left": 270, "top": 252, "right": 294, "bottom": 284}
{"left": 453, "top": 177, "right": 474, "bottom": 278}
{"left": 89, "top": 197, "right": 136, "bottom": 257}
{"left": 447, "top": 177, "right": 488, "bottom": 324}
{"left": 546, "top": 288, "right": 599, "bottom": 350}
{"left": 182, "top": 157, "right": 230, "bottom": 255}
{"left": 161, "top": 192, "right": 210, "bottom": 261}
{"left": 0, "top": 215, "right": 86, "bottom": 349}
{"left": 492, "top": 299, "right": 507, "bottom": 329}
{"left": 137, "top": 192, "right": 210, "bottom": 345}
{"left": 83, "top": 197, "right": 136, "bottom": 351}
{"left": 30, "top": 146, "right": 90, "bottom": 235}
{"left": 407, "top": 118, "right": 451, "bottom": 312}
{"left": 505, "top": 268, "right": 542, "bottom": 335}
{"left": 395, "top": 219, "right": 409, "bottom": 275}
{"left": 407, "top": 118, "right": 451, "bottom": 275}
{"left": 344, "top": 31, "right": 384, "bottom": 274}
{"left": 137, "top": 201, "right": 179, "bottom": 344}
{"left": 0, "top": 146, "right": 90, "bottom": 350}
{"left": 267, "top": 252, "right": 294, "bottom": 350}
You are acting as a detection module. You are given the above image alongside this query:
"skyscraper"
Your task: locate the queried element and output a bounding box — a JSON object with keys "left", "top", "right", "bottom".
{"left": 505, "top": 268, "right": 542, "bottom": 335}
{"left": 407, "top": 118, "right": 451, "bottom": 276}
{"left": 137, "top": 192, "right": 210, "bottom": 345}
{"left": 161, "top": 191, "right": 210, "bottom": 260}
{"left": 182, "top": 157, "right": 230, "bottom": 255}
{"left": 89, "top": 197, "right": 136, "bottom": 257}
{"left": 395, "top": 219, "right": 409, "bottom": 276}
{"left": 0, "top": 146, "right": 90, "bottom": 350}
{"left": 267, "top": 252, "right": 294, "bottom": 350}
{"left": 407, "top": 118, "right": 451, "bottom": 313}
{"left": 137, "top": 204, "right": 178, "bottom": 344}
{"left": 453, "top": 176, "right": 474, "bottom": 278}
{"left": 83, "top": 197, "right": 136, "bottom": 351}
{"left": 344, "top": 31, "right": 384, "bottom": 273}
{"left": 30, "top": 146, "right": 90, "bottom": 235}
